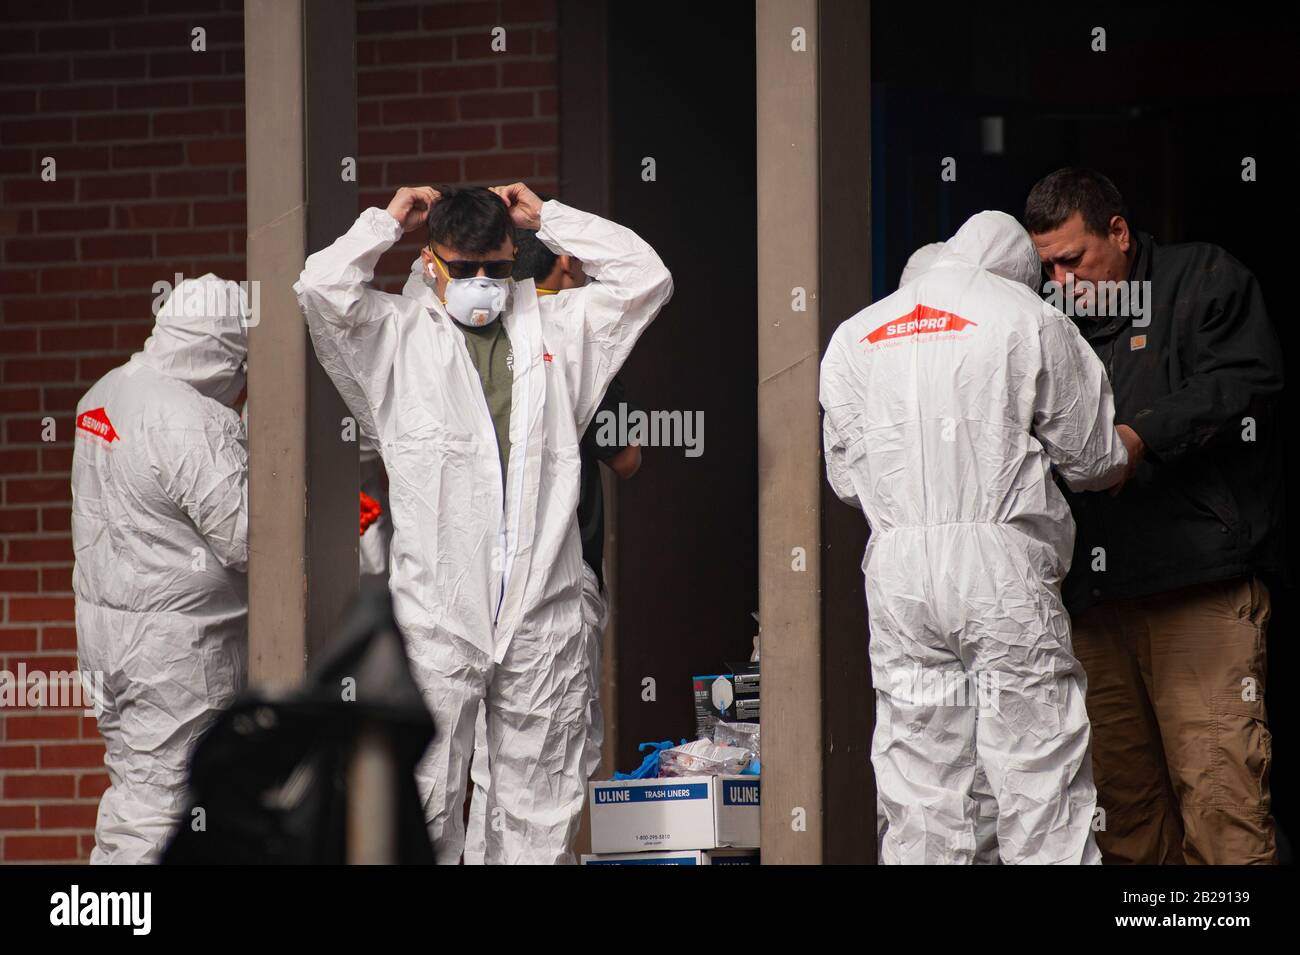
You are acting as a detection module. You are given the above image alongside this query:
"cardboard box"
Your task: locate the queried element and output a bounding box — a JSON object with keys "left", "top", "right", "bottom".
{"left": 589, "top": 775, "right": 761, "bottom": 853}
{"left": 581, "top": 849, "right": 760, "bottom": 865}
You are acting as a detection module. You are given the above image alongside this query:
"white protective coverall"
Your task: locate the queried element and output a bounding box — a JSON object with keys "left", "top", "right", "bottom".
{"left": 891, "top": 238, "right": 1000, "bottom": 864}
{"left": 73, "top": 275, "right": 249, "bottom": 864}
{"left": 821, "top": 212, "right": 1126, "bottom": 865}
{"left": 295, "top": 201, "right": 671, "bottom": 864}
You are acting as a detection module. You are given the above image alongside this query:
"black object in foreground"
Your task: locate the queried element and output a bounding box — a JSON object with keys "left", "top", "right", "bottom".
{"left": 163, "top": 585, "right": 436, "bottom": 864}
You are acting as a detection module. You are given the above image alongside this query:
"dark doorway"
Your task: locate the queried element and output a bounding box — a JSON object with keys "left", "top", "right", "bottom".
{"left": 605, "top": 4, "right": 759, "bottom": 768}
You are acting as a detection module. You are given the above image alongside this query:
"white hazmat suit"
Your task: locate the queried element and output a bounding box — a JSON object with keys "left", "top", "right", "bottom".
{"left": 821, "top": 212, "right": 1125, "bottom": 864}
{"left": 295, "top": 201, "right": 671, "bottom": 864}
{"left": 73, "top": 275, "right": 249, "bottom": 864}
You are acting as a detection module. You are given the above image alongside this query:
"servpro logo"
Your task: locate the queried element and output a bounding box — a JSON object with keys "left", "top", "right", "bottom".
{"left": 861, "top": 304, "right": 977, "bottom": 344}
{"left": 76, "top": 408, "right": 119, "bottom": 443}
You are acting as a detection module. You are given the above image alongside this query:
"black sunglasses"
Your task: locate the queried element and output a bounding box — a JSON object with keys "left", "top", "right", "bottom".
{"left": 430, "top": 249, "right": 515, "bottom": 281}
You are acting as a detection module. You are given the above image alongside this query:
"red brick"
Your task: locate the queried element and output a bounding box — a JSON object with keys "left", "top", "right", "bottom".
{"left": 191, "top": 78, "right": 242, "bottom": 105}
{"left": 111, "top": 141, "right": 185, "bottom": 168}
{"left": 192, "top": 200, "right": 243, "bottom": 226}
{"left": 40, "top": 746, "right": 104, "bottom": 771}
{"left": 39, "top": 446, "right": 74, "bottom": 472}
{"left": 420, "top": 1, "right": 498, "bottom": 29}
{"left": 79, "top": 773, "right": 110, "bottom": 799}
{"left": 5, "top": 834, "right": 79, "bottom": 861}
{"left": 0, "top": 55, "right": 70, "bottom": 85}
{"left": 39, "top": 566, "right": 73, "bottom": 592}
{"left": 69, "top": 56, "right": 145, "bottom": 83}
{"left": 5, "top": 238, "right": 76, "bottom": 264}
{"left": 0, "top": 28, "right": 37, "bottom": 55}
{"left": 357, "top": 1, "right": 420, "bottom": 34}
{"left": 0, "top": 88, "right": 37, "bottom": 112}
{"left": 422, "top": 125, "right": 496, "bottom": 152}
{"left": 457, "top": 30, "right": 531, "bottom": 59}
{"left": 358, "top": 69, "right": 419, "bottom": 98}
{"left": 39, "top": 803, "right": 98, "bottom": 829}
{"left": 535, "top": 28, "right": 556, "bottom": 56}
{"left": 385, "top": 158, "right": 461, "bottom": 186}
{"left": 5, "top": 538, "right": 73, "bottom": 563}
{"left": 79, "top": 355, "right": 126, "bottom": 381}
{"left": 39, "top": 85, "right": 115, "bottom": 114}
{"left": 40, "top": 506, "right": 72, "bottom": 533}
{"left": 4, "top": 178, "right": 77, "bottom": 204}
{"left": 459, "top": 91, "right": 534, "bottom": 120}
{"left": 0, "top": 510, "right": 38, "bottom": 534}
{"left": 502, "top": 60, "right": 556, "bottom": 88}
{"left": 464, "top": 152, "right": 536, "bottom": 182}
{"left": 115, "top": 201, "right": 190, "bottom": 229}
{"left": 7, "top": 597, "right": 74, "bottom": 623}
{"left": 362, "top": 36, "right": 452, "bottom": 66}
{"left": 72, "top": 0, "right": 146, "bottom": 19}
{"left": 149, "top": 51, "right": 224, "bottom": 79}
{"left": 39, "top": 205, "right": 111, "bottom": 232}
{"left": 4, "top": 297, "right": 77, "bottom": 324}
{"left": 76, "top": 114, "right": 149, "bottom": 142}
{"left": 152, "top": 108, "right": 227, "bottom": 137}
{"left": 421, "top": 64, "right": 498, "bottom": 93}
{"left": 0, "top": 569, "right": 39, "bottom": 591}
{"left": 0, "top": 745, "right": 38, "bottom": 769}
{"left": 0, "top": 117, "right": 74, "bottom": 145}
{"left": 37, "top": 324, "right": 115, "bottom": 352}
{"left": 80, "top": 173, "right": 152, "bottom": 201}
{"left": 5, "top": 718, "right": 78, "bottom": 744}
{"left": 42, "top": 627, "right": 77, "bottom": 651}
{"left": 537, "top": 88, "right": 556, "bottom": 116}
{"left": 43, "top": 389, "right": 84, "bottom": 414}
{"left": 185, "top": 137, "right": 244, "bottom": 165}
{"left": 381, "top": 96, "right": 458, "bottom": 125}
{"left": 501, "top": 121, "right": 556, "bottom": 148}
{"left": 0, "top": 390, "right": 40, "bottom": 414}
{"left": 502, "top": 0, "right": 558, "bottom": 19}
{"left": 0, "top": 449, "right": 39, "bottom": 473}
{"left": 0, "top": 147, "right": 33, "bottom": 174}
{"left": 113, "top": 323, "right": 152, "bottom": 350}
{"left": 38, "top": 25, "right": 112, "bottom": 53}
{"left": 78, "top": 294, "right": 154, "bottom": 323}
{"left": 4, "top": 329, "right": 40, "bottom": 353}
{"left": 117, "top": 82, "right": 190, "bottom": 109}
{"left": 0, "top": 806, "right": 37, "bottom": 830}
{"left": 4, "top": 360, "right": 77, "bottom": 385}
{"left": 110, "top": 19, "right": 191, "bottom": 49}
{"left": 156, "top": 231, "right": 228, "bottom": 256}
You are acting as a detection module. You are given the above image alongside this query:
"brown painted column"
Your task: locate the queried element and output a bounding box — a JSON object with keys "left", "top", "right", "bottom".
{"left": 244, "top": 0, "right": 359, "bottom": 686}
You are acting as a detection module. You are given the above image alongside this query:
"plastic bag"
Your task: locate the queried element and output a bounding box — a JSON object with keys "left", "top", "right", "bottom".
{"left": 658, "top": 738, "right": 753, "bottom": 778}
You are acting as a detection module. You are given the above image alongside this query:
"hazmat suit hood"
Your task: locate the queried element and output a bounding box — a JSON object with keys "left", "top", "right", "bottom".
{"left": 936, "top": 211, "right": 1042, "bottom": 291}
{"left": 138, "top": 274, "right": 249, "bottom": 406}
{"left": 899, "top": 242, "right": 947, "bottom": 287}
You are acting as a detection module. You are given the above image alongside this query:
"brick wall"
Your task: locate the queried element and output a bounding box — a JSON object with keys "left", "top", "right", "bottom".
{"left": 0, "top": 0, "right": 559, "bottom": 863}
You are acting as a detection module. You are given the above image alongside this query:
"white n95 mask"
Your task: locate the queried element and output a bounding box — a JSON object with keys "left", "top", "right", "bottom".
{"left": 428, "top": 263, "right": 511, "bottom": 328}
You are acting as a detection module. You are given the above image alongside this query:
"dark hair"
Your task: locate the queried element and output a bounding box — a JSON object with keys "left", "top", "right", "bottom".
{"left": 510, "top": 192, "right": 559, "bottom": 283}
{"left": 427, "top": 185, "right": 515, "bottom": 255}
{"left": 1024, "top": 168, "right": 1129, "bottom": 237}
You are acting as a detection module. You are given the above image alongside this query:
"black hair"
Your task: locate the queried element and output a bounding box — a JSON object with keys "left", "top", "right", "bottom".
{"left": 1024, "top": 168, "right": 1129, "bottom": 238}
{"left": 426, "top": 185, "right": 515, "bottom": 255}
{"left": 510, "top": 191, "right": 560, "bottom": 283}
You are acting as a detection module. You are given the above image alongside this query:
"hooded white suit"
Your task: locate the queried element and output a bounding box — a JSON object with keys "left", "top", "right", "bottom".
{"left": 295, "top": 200, "right": 671, "bottom": 863}
{"left": 73, "top": 275, "right": 249, "bottom": 864}
{"left": 820, "top": 212, "right": 1126, "bottom": 864}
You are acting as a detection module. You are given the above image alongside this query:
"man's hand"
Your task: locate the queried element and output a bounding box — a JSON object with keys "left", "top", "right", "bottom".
{"left": 490, "top": 182, "right": 543, "bottom": 230}
{"left": 386, "top": 186, "right": 440, "bottom": 234}
{"left": 1108, "top": 423, "right": 1146, "bottom": 495}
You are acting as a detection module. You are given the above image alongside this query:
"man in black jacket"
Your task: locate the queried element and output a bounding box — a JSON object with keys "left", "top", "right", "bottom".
{"left": 1025, "top": 168, "right": 1284, "bottom": 864}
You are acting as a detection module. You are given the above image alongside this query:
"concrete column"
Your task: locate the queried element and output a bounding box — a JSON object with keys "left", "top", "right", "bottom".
{"left": 244, "top": 0, "right": 359, "bottom": 686}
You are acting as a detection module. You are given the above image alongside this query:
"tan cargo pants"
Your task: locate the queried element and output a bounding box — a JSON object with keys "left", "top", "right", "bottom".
{"left": 1071, "top": 576, "right": 1276, "bottom": 864}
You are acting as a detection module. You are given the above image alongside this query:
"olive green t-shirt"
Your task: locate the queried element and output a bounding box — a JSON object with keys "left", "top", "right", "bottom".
{"left": 456, "top": 319, "right": 513, "bottom": 492}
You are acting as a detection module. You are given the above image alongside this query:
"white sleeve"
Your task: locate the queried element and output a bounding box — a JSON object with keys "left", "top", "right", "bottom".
{"left": 164, "top": 409, "right": 248, "bottom": 572}
{"left": 294, "top": 207, "right": 406, "bottom": 442}
{"left": 819, "top": 338, "right": 865, "bottom": 512}
{"left": 1032, "top": 307, "right": 1128, "bottom": 492}
{"left": 535, "top": 200, "right": 673, "bottom": 434}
